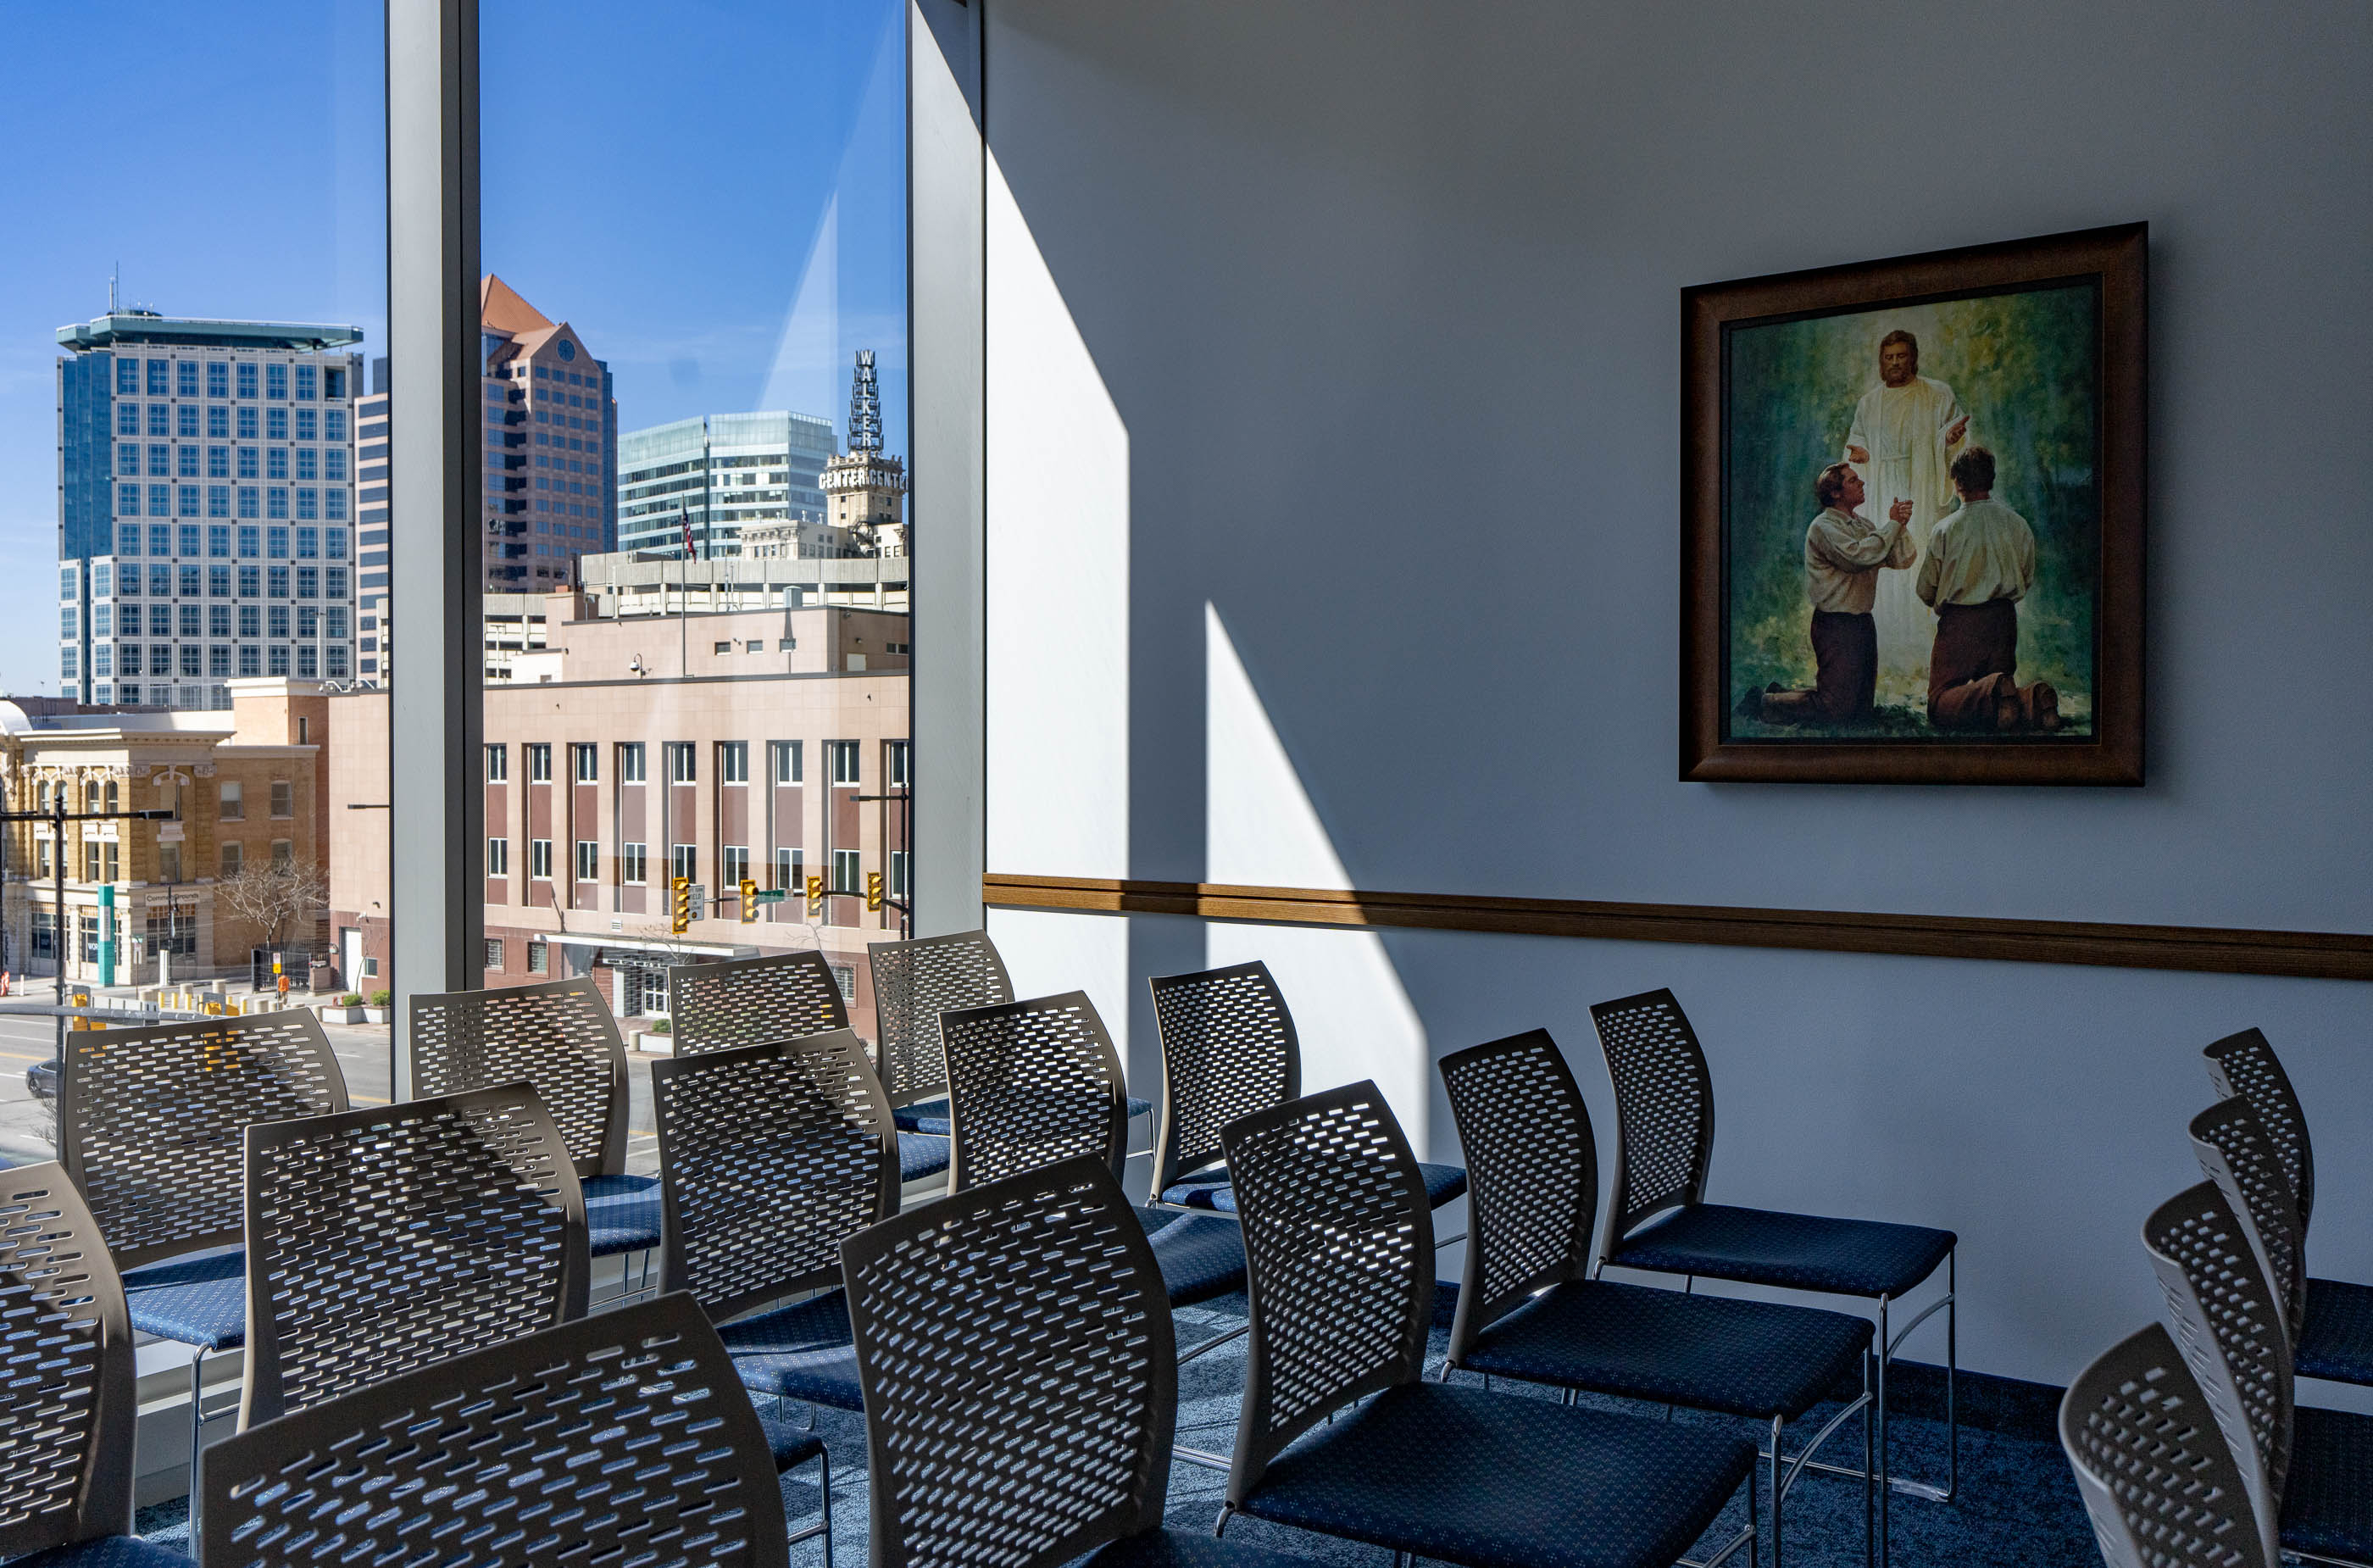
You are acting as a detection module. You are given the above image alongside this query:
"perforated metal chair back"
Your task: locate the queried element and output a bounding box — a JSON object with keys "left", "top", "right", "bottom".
{"left": 1148, "top": 959, "right": 1300, "bottom": 1197}
{"left": 650, "top": 1030, "right": 898, "bottom": 1321}
{"left": 2059, "top": 1322, "right": 2272, "bottom": 1568}
{"left": 1587, "top": 987, "right": 1716, "bottom": 1266}
{"left": 665, "top": 948, "right": 850, "bottom": 1058}
{"left": 2141, "top": 1182, "right": 2292, "bottom": 1565}
{"left": 844, "top": 1154, "right": 1177, "bottom": 1568}
{"left": 1219, "top": 1080, "right": 1433, "bottom": 1502}
{"left": 867, "top": 928, "right": 1014, "bottom": 1107}
{"left": 940, "top": 991, "right": 1129, "bottom": 1193}
{"left": 408, "top": 976, "right": 627, "bottom": 1179}
{"left": 2204, "top": 1027, "right": 2314, "bottom": 1232}
{"left": 0, "top": 1163, "right": 136, "bottom": 1559}
{"left": 2187, "top": 1098, "right": 2307, "bottom": 1346}
{"left": 202, "top": 1290, "right": 791, "bottom": 1568}
{"left": 239, "top": 1085, "right": 590, "bottom": 1429}
{"left": 1437, "top": 1028, "right": 1598, "bottom": 1361}
{"left": 58, "top": 1009, "right": 348, "bottom": 1271}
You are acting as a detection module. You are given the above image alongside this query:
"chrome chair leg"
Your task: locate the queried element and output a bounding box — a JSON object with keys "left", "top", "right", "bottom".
{"left": 1876, "top": 1293, "right": 1888, "bottom": 1565}
{"left": 1770, "top": 1414, "right": 1783, "bottom": 1568}
{"left": 1863, "top": 1353, "right": 1875, "bottom": 1568}
{"left": 188, "top": 1348, "right": 207, "bottom": 1533}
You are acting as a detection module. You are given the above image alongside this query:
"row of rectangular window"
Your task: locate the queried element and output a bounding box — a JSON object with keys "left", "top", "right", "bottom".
{"left": 86, "top": 599, "right": 348, "bottom": 637}
{"left": 485, "top": 739, "right": 907, "bottom": 787}
{"left": 115, "top": 405, "right": 347, "bottom": 442}
{"left": 117, "top": 443, "right": 348, "bottom": 481}
{"left": 114, "top": 485, "right": 348, "bottom": 522}
{"left": 72, "top": 564, "right": 349, "bottom": 606}
{"left": 64, "top": 644, "right": 349, "bottom": 680}
{"left": 116, "top": 358, "right": 347, "bottom": 402}
{"left": 89, "top": 525, "right": 348, "bottom": 565}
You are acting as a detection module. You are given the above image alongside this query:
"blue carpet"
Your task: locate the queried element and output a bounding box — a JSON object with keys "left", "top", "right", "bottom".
{"left": 133, "top": 1291, "right": 2098, "bottom": 1566}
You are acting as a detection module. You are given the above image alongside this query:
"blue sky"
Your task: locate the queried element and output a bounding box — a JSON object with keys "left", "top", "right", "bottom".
{"left": 0, "top": 0, "right": 906, "bottom": 697}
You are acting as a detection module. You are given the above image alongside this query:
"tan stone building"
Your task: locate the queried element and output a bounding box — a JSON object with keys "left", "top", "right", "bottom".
{"left": 330, "top": 598, "right": 909, "bottom": 1030}
{"left": 0, "top": 680, "right": 327, "bottom": 985}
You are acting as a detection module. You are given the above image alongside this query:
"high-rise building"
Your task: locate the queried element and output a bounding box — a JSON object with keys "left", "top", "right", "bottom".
{"left": 617, "top": 410, "right": 836, "bottom": 559}
{"left": 481, "top": 275, "right": 616, "bottom": 589}
{"left": 350, "top": 277, "right": 619, "bottom": 682}
{"left": 53, "top": 307, "right": 365, "bottom": 707}
{"left": 355, "top": 358, "right": 391, "bottom": 681}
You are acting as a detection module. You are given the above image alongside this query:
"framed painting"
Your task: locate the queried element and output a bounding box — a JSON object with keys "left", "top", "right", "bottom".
{"left": 1681, "top": 223, "right": 2145, "bottom": 784}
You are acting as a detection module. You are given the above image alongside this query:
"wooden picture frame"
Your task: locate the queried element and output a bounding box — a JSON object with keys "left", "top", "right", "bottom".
{"left": 1682, "top": 223, "right": 2145, "bottom": 785}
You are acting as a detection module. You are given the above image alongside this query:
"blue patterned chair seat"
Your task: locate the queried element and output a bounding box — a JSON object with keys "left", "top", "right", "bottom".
{"left": 718, "top": 1288, "right": 864, "bottom": 1411}
{"left": 1143, "top": 1210, "right": 1246, "bottom": 1308}
{"left": 1084, "top": 1529, "right": 1319, "bottom": 1568}
{"left": 1461, "top": 1279, "right": 1869, "bottom": 1421}
{"left": 581, "top": 1172, "right": 663, "bottom": 1257}
{"left": 11, "top": 1537, "right": 194, "bottom": 1567}
{"left": 2302, "top": 1276, "right": 2373, "bottom": 1386}
{"left": 898, "top": 1093, "right": 1155, "bottom": 1137}
{"left": 121, "top": 1248, "right": 246, "bottom": 1352}
{"left": 753, "top": 1407, "right": 831, "bottom": 1474}
{"left": 1164, "top": 1163, "right": 1469, "bottom": 1214}
{"left": 898, "top": 1132, "right": 951, "bottom": 1183}
{"left": 1609, "top": 1204, "right": 1954, "bottom": 1300}
{"left": 1239, "top": 1381, "right": 1753, "bottom": 1568}
{"left": 2286, "top": 1404, "right": 2373, "bottom": 1562}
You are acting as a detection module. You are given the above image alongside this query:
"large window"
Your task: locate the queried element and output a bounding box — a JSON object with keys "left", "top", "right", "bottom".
{"left": 465, "top": 0, "right": 910, "bottom": 1037}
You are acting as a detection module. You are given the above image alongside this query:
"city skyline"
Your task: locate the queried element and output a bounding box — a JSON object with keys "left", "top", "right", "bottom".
{"left": 1, "top": 0, "right": 907, "bottom": 698}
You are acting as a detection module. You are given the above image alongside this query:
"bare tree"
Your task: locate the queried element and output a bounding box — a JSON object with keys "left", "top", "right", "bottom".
{"left": 216, "top": 857, "right": 330, "bottom": 950}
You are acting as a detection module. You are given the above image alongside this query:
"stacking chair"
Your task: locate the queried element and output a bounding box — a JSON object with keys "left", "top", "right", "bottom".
{"left": 2206, "top": 1026, "right": 2373, "bottom": 1387}
{"left": 939, "top": 991, "right": 1246, "bottom": 1310}
{"left": 2188, "top": 1098, "right": 2309, "bottom": 1348}
{"left": 1440, "top": 1029, "right": 1874, "bottom": 1568}
{"left": 666, "top": 948, "right": 850, "bottom": 1053}
{"left": 867, "top": 928, "right": 1015, "bottom": 1137}
{"left": 868, "top": 927, "right": 1153, "bottom": 1144}
{"left": 2143, "top": 1179, "right": 2373, "bottom": 1565}
{"left": 57, "top": 1010, "right": 347, "bottom": 1507}
{"left": 669, "top": 948, "right": 948, "bottom": 1187}
{"left": 2059, "top": 1321, "right": 2272, "bottom": 1568}
{"left": 0, "top": 1163, "right": 186, "bottom": 1567}
{"left": 238, "top": 1085, "right": 589, "bottom": 1430}
{"left": 202, "top": 1292, "right": 818, "bottom": 1568}
{"left": 1213, "top": 1081, "right": 1759, "bottom": 1568}
{"left": 842, "top": 1154, "right": 1309, "bottom": 1568}
{"left": 1589, "top": 987, "right": 1958, "bottom": 1540}
{"left": 1148, "top": 959, "right": 1465, "bottom": 1216}
{"left": 648, "top": 1030, "right": 897, "bottom": 1448}
{"left": 409, "top": 976, "right": 661, "bottom": 1282}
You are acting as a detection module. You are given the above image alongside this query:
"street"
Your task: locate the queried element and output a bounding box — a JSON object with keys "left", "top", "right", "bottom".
{"left": 0, "top": 1008, "right": 664, "bottom": 1179}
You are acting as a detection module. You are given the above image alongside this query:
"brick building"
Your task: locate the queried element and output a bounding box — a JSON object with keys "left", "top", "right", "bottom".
{"left": 0, "top": 680, "right": 327, "bottom": 984}
{"left": 329, "top": 595, "right": 909, "bottom": 1031}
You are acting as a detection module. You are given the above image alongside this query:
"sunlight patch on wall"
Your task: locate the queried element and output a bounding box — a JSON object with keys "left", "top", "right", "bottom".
{"left": 984, "top": 149, "right": 1130, "bottom": 878}
{"left": 1207, "top": 603, "right": 1428, "bottom": 1148}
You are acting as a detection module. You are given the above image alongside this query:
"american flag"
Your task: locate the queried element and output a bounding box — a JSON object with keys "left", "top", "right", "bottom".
{"left": 679, "top": 502, "right": 696, "bottom": 559}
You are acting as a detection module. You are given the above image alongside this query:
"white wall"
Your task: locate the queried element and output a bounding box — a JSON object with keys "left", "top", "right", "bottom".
{"left": 975, "top": 0, "right": 2373, "bottom": 1388}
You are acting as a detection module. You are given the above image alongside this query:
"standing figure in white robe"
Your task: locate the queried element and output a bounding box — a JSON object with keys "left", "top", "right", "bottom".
{"left": 1844, "top": 330, "right": 1969, "bottom": 706}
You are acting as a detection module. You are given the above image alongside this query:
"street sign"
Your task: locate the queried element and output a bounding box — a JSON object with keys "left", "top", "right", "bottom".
{"left": 750, "top": 887, "right": 787, "bottom": 904}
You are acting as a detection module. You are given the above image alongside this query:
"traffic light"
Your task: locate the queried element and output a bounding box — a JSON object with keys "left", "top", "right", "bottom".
{"left": 865, "top": 871, "right": 883, "bottom": 912}
{"left": 670, "top": 876, "right": 692, "bottom": 934}
{"left": 805, "top": 873, "right": 825, "bottom": 920}
{"left": 739, "top": 877, "right": 759, "bottom": 923}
